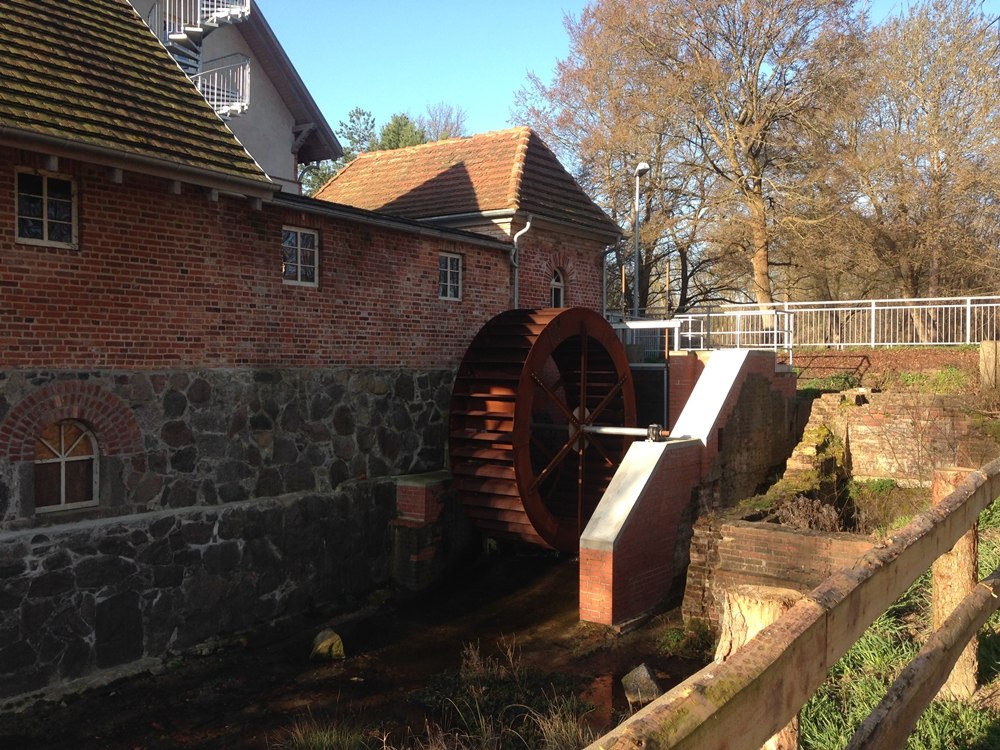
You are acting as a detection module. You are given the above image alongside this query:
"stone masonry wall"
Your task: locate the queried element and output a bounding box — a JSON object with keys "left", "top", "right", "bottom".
{"left": 815, "top": 392, "right": 1000, "bottom": 486}
{"left": 0, "top": 368, "right": 452, "bottom": 527}
{"left": 0, "top": 365, "right": 462, "bottom": 706}
{"left": 0, "top": 485, "right": 398, "bottom": 706}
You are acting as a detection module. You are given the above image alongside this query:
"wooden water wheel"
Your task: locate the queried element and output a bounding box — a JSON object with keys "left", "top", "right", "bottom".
{"left": 449, "top": 307, "right": 637, "bottom": 552}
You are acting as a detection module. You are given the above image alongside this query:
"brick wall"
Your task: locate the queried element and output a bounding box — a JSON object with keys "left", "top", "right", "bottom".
{"left": 820, "top": 392, "right": 999, "bottom": 486}
{"left": 682, "top": 516, "right": 873, "bottom": 629}
{"left": 2, "top": 149, "right": 586, "bottom": 370}
{"left": 579, "top": 440, "right": 702, "bottom": 626}
{"left": 515, "top": 225, "right": 605, "bottom": 311}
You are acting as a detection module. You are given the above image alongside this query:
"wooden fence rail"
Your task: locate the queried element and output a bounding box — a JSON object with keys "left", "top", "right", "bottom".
{"left": 587, "top": 457, "right": 1000, "bottom": 750}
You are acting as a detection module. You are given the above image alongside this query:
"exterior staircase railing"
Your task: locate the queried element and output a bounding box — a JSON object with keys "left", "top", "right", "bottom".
{"left": 142, "top": 0, "right": 251, "bottom": 115}
{"left": 192, "top": 55, "right": 250, "bottom": 116}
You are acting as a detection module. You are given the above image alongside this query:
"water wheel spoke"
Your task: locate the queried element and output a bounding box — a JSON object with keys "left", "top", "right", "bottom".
{"left": 529, "top": 369, "right": 580, "bottom": 428}
{"left": 580, "top": 375, "right": 628, "bottom": 426}
{"left": 527, "top": 435, "right": 580, "bottom": 495}
{"left": 582, "top": 432, "right": 618, "bottom": 468}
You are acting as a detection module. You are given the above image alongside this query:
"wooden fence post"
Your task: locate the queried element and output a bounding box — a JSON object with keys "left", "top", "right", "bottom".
{"left": 980, "top": 341, "right": 1000, "bottom": 391}
{"left": 932, "top": 467, "right": 978, "bottom": 700}
{"left": 715, "top": 585, "right": 803, "bottom": 750}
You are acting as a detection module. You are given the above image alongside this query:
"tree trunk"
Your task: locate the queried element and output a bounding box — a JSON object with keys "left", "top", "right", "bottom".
{"left": 932, "top": 467, "right": 978, "bottom": 700}
{"left": 747, "top": 191, "right": 774, "bottom": 309}
{"left": 715, "top": 585, "right": 802, "bottom": 750}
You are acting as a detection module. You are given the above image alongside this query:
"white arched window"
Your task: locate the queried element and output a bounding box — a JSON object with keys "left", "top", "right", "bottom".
{"left": 34, "top": 420, "right": 99, "bottom": 513}
{"left": 551, "top": 268, "right": 565, "bottom": 308}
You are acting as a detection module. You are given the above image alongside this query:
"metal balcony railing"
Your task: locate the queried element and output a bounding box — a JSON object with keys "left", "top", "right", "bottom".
{"left": 146, "top": 0, "right": 250, "bottom": 39}
{"left": 192, "top": 55, "right": 250, "bottom": 116}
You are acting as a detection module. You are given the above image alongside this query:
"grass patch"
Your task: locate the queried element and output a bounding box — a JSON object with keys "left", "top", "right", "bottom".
{"left": 657, "top": 619, "right": 714, "bottom": 660}
{"left": 849, "top": 479, "right": 930, "bottom": 536}
{"left": 800, "top": 506, "right": 1000, "bottom": 748}
{"left": 896, "top": 365, "right": 970, "bottom": 394}
{"left": 269, "top": 638, "right": 596, "bottom": 750}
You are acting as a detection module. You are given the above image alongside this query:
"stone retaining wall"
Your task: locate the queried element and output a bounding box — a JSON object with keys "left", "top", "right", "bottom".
{"left": 0, "top": 366, "right": 465, "bottom": 707}
{"left": 0, "top": 485, "right": 405, "bottom": 706}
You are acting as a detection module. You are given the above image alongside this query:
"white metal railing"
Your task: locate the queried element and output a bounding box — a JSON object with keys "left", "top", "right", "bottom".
{"left": 146, "top": 0, "right": 250, "bottom": 39}
{"left": 613, "top": 296, "right": 1000, "bottom": 359}
{"left": 192, "top": 55, "right": 250, "bottom": 115}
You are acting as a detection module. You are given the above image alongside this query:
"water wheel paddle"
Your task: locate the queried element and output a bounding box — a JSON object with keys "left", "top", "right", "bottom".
{"left": 449, "top": 307, "right": 637, "bottom": 551}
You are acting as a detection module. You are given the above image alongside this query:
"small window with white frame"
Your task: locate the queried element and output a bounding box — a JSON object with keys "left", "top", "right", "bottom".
{"left": 281, "top": 226, "right": 319, "bottom": 286}
{"left": 439, "top": 252, "right": 462, "bottom": 300}
{"left": 34, "top": 420, "right": 99, "bottom": 513}
{"left": 551, "top": 268, "right": 566, "bottom": 307}
{"left": 16, "top": 169, "right": 78, "bottom": 249}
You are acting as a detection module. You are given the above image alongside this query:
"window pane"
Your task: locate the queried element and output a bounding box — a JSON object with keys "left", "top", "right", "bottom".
{"left": 48, "top": 198, "right": 73, "bottom": 222}
{"left": 18, "top": 217, "right": 43, "bottom": 239}
{"left": 64, "top": 460, "right": 94, "bottom": 505}
{"left": 282, "top": 229, "right": 297, "bottom": 247}
{"left": 49, "top": 222, "right": 72, "bottom": 244}
{"left": 300, "top": 265, "right": 315, "bottom": 283}
{"left": 301, "top": 249, "right": 315, "bottom": 266}
{"left": 300, "top": 232, "right": 316, "bottom": 249}
{"left": 64, "top": 424, "right": 94, "bottom": 458}
{"left": 18, "top": 172, "right": 43, "bottom": 196}
{"left": 18, "top": 194, "right": 42, "bottom": 218}
{"left": 281, "top": 245, "right": 297, "bottom": 264}
{"left": 34, "top": 463, "right": 61, "bottom": 507}
{"left": 283, "top": 263, "right": 298, "bottom": 280}
{"left": 47, "top": 178, "right": 72, "bottom": 202}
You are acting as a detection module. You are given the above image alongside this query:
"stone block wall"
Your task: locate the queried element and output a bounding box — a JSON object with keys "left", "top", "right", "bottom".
{"left": 0, "top": 367, "right": 452, "bottom": 528}
{"left": 682, "top": 516, "right": 873, "bottom": 630}
{"left": 0, "top": 365, "right": 473, "bottom": 706}
{"left": 0, "top": 484, "right": 400, "bottom": 706}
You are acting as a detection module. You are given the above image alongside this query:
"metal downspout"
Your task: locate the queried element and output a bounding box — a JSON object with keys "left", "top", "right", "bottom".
{"left": 511, "top": 214, "right": 533, "bottom": 309}
{"left": 601, "top": 243, "right": 618, "bottom": 318}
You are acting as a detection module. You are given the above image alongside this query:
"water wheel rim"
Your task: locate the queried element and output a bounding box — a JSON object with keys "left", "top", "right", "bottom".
{"left": 511, "top": 307, "right": 636, "bottom": 551}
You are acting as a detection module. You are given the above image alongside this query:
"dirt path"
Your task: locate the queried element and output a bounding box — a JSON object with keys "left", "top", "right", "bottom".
{"left": 0, "top": 552, "right": 701, "bottom": 749}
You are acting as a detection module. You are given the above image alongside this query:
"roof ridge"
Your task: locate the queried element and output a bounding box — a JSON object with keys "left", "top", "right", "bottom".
{"left": 354, "top": 125, "right": 534, "bottom": 161}
{"left": 506, "top": 127, "right": 533, "bottom": 210}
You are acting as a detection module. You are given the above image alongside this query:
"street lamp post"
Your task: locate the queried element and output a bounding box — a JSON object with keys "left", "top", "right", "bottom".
{"left": 633, "top": 161, "right": 650, "bottom": 319}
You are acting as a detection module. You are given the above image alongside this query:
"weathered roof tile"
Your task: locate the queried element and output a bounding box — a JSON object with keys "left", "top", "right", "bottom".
{"left": 315, "top": 127, "right": 620, "bottom": 240}
{"left": 0, "top": 0, "right": 270, "bottom": 189}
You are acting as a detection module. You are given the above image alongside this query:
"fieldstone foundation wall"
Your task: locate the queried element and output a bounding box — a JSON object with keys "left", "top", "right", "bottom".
{"left": 0, "top": 366, "right": 467, "bottom": 708}
{"left": 0, "top": 485, "right": 404, "bottom": 706}
{"left": 0, "top": 367, "right": 453, "bottom": 527}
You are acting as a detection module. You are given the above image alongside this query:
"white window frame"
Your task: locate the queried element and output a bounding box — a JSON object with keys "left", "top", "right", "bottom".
{"left": 281, "top": 226, "right": 319, "bottom": 287}
{"left": 439, "top": 252, "right": 462, "bottom": 301}
{"left": 34, "top": 420, "right": 99, "bottom": 514}
{"left": 15, "top": 168, "right": 79, "bottom": 250}
{"left": 551, "top": 268, "right": 566, "bottom": 308}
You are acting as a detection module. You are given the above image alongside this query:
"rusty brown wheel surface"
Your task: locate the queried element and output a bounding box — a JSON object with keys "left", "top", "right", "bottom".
{"left": 449, "top": 307, "right": 636, "bottom": 552}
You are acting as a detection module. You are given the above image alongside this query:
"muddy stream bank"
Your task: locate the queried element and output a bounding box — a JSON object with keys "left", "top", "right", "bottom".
{"left": 0, "top": 551, "right": 704, "bottom": 749}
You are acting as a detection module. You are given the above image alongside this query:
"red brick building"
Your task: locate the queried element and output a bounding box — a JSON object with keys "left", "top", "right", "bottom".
{"left": 0, "top": 0, "right": 618, "bottom": 706}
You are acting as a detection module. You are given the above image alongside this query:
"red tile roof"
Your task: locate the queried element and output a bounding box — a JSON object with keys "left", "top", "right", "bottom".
{"left": 314, "top": 127, "right": 620, "bottom": 240}
{"left": 0, "top": 0, "right": 271, "bottom": 194}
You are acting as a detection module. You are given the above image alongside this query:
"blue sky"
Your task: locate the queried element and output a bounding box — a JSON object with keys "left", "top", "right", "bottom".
{"left": 255, "top": 0, "right": 590, "bottom": 137}
{"left": 254, "top": 1, "right": 992, "bottom": 142}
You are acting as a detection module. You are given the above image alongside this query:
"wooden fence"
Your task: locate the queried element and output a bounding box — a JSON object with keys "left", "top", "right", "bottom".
{"left": 587, "top": 458, "right": 1000, "bottom": 750}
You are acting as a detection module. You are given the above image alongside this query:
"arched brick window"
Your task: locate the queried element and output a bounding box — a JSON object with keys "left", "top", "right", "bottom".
{"left": 34, "top": 419, "right": 99, "bottom": 512}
